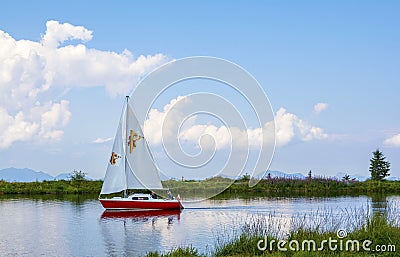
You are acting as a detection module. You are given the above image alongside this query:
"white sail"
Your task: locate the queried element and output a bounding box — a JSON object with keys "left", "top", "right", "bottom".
{"left": 100, "top": 98, "right": 163, "bottom": 195}
{"left": 125, "top": 104, "right": 163, "bottom": 189}
{"left": 100, "top": 112, "right": 127, "bottom": 195}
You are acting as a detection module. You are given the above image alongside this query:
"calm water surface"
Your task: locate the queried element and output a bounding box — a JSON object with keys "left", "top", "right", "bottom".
{"left": 0, "top": 195, "right": 398, "bottom": 256}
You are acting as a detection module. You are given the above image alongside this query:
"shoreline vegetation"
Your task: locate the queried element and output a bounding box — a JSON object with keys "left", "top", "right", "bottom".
{"left": 0, "top": 179, "right": 103, "bottom": 195}
{"left": 145, "top": 204, "right": 400, "bottom": 257}
{"left": 0, "top": 175, "right": 400, "bottom": 196}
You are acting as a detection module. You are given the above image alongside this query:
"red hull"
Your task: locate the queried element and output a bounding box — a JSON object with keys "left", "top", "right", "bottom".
{"left": 99, "top": 198, "right": 184, "bottom": 210}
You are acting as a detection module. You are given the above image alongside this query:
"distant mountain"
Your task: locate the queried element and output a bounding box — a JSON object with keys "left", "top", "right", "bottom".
{"left": 54, "top": 173, "right": 71, "bottom": 181}
{"left": 0, "top": 168, "right": 93, "bottom": 182}
{"left": 264, "top": 170, "right": 306, "bottom": 179}
{"left": 334, "top": 172, "right": 369, "bottom": 182}
{"left": 264, "top": 171, "right": 378, "bottom": 181}
{"left": 1, "top": 167, "right": 395, "bottom": 183}
{"left": 218, "top": 170, "right": 307, "bottom": 180}
{"left": 0, "top": 168, "right": 54, "bottom": 182}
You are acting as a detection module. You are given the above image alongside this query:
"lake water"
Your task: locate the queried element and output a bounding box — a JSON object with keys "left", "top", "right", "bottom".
{"left": 0, "top": 195, "right": 398, "bottom": 256}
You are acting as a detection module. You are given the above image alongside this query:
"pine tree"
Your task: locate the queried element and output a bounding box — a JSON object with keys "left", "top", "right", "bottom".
{"left": 342, "top": 174, "right": 351, "bottom": 182}
{"left": 369, "top": 149, "right": 390, "bottom": 181}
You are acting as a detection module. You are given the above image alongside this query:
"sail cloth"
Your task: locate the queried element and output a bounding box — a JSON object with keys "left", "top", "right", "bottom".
{"left": 100, "top": 111, "right": 126, "bottom": 195}
{"left": 125, "top": 104, "right": 163, "bottom": 189}
{"left": 100, "top": 101, "right": 163, "bottom": 195}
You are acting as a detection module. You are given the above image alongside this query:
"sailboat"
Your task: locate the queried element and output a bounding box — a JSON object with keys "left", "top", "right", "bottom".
{"left": 99, "top": 96, "right": 183, "bottom": 210}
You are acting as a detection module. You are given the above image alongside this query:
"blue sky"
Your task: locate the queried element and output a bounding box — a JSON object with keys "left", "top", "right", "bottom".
{"left": 0, "top": 1, "right": 399, "bottom": 179}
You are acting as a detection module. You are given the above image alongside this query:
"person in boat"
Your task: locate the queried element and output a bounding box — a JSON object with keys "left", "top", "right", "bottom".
{"left": 167, "top": 190, "right": 174, "bottom": 200}
{"left": 151, "top": 191, "right": 157, "bottom": 199}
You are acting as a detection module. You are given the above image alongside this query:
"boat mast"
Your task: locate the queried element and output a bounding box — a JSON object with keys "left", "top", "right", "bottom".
{"left": 124, "top": 95, "right": 129, "bottom": 198}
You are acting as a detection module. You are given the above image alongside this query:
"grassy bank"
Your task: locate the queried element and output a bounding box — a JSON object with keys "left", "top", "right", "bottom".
{"left": 230, "top": 177, "right": 400, "bottom": 194}
{"left": 0, "top": 179, "right": 103, "bottom": 194}
{"left": 164, "top": 176, "right": 400, "bottom": 197}
{"left": 1, "top": 176, "right": 400, "bottom": 196}
{"left": 213, "top": 217, "right": 400, "bottom": 256}
{"left": 145, "top": 203, "right": 400, "bottom": 257}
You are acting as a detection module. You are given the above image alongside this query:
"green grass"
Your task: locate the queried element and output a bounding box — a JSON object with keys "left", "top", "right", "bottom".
{"left": 213, "top": 216, "right": 400, "bottom": 256}
{"left": 226, "top": 177, "right": 400, "bottom": 194}
{"left": 145, "top": 246, "right": 203, "bottom": 257}
{"left": 163, "top": 176, "right": 400, "bottom": 199}
{"left": 145, "top": 202, "right": 400, "bottom": 257}
{"left": 0, "top": 179, "right": 103, "bottom": 194}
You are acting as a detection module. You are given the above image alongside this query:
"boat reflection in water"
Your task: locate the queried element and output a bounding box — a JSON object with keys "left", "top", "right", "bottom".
{"left": 101, "top": 209, "right": 182, "bottom": 223}
{"left": 99, "top": 209, "right": 183, "bottom": 256}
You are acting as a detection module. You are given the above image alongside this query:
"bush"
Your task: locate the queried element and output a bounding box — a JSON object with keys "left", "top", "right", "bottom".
{"left": 70, "top": 170, "right": 87, "bottom": 181}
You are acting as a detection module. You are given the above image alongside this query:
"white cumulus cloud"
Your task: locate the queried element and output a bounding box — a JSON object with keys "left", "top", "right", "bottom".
{"left": 0, "top": 20, "right": 168, "bottom": 149}
{"left": 143, "top": 96, "right": 191, "bottom": 146}
{"left": 41, "top": 20, "right": 93, "bottom": 48}
{"left": 275, "top": 107, "right": 328, "bottom": 146}
{"left": 384, "top": 134, "right": 400, "bottom": 147}
{"left": 0, "top": 108, "right": 39, "bottom": 148}
{"left": 93, "top": 137, "right": 113, "bottom": 144}
{"left": 314, "top": 102, "right": 328, "bottom": 114}
{"left": 143, "top": 96, "right": 329, "bottom": 150}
